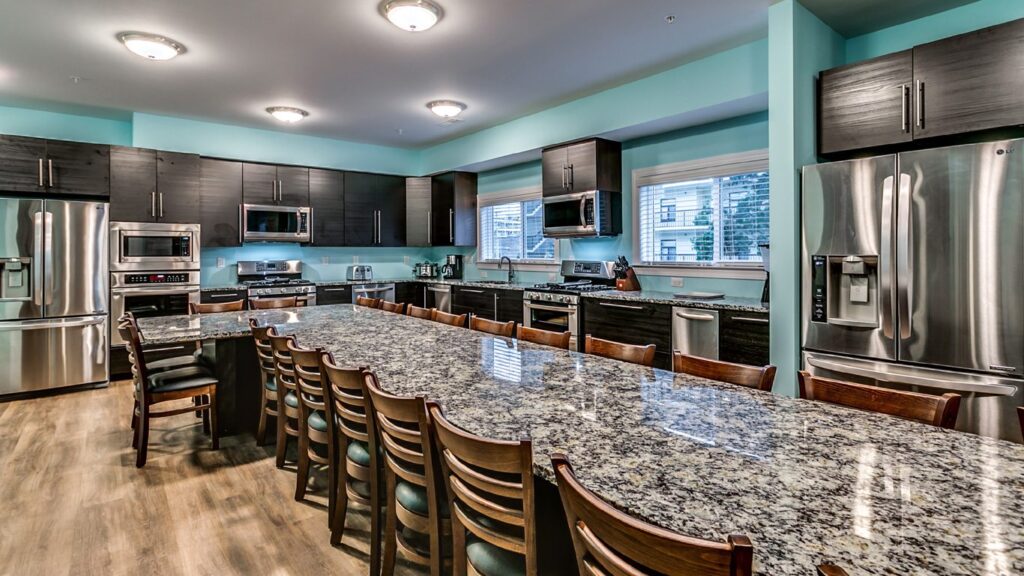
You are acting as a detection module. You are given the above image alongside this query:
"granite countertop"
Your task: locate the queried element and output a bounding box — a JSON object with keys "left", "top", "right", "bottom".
{"left": 583, "top": 289, "right": 768, "bottom": 312}
{"left": 201, "top": 285, "right": 246, "bottom": 292}
{"left": 136, "top": 305, "right": 1024, "bottom": 575}
{"left": 202, "top": 278, "right": 533, "bottom": 292}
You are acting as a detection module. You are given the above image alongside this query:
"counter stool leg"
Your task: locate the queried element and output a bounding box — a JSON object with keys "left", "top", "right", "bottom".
{"left": 136, "top": 405, "right": 150, "bottom": 468}
{"left": 381, "top": 469, "right": 398, "bottom": 576}
{"left": 209, "top": 387, "right": 219, "bottom": 450}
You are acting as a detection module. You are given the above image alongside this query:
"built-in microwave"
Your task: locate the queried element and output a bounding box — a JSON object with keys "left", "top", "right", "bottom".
{"left": 542, "top": 190, "right": 621, "bottom": 238}
{"left": 241, "top": 204, "right": 312, "bottom": 243}
{"left": 110, "top": 221, "right": 200, "bottom": 272}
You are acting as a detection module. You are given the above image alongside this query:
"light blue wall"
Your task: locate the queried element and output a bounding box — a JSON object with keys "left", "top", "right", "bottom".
{"left": 0, "top": 105, "right": 132, "bottom": 145}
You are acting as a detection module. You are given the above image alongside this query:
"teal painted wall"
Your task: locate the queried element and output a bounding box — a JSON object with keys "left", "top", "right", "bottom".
{"left": 0, "top": 105, "right": 132, "bottom": 145}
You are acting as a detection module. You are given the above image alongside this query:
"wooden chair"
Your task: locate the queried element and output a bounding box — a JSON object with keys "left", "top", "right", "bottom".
{"left": 363, "top": 371, "right": 450, "bottom": 576}
{"left": 407, "top": 305, "right": 435, "bottom": 320}
{"left": 817, "top": 565, "right": 850, "bottom": 576}
{"left": 797, "top": 371, "right": 961, "bottom": 429}
{"left": 250, "top": 296, "right": 299, "bottom": 309}
{"left": 584, "top": 335, "right": 656, "bottom": 367}
{"left": 434, "top": 310, "right": 468, "bottom": 328}
{"left": 428, "top": 402, "right": 537, "bottom": 576}
{"left": 119, "top": 319, "right": 219, "bottom": 468}
{"left": 380, "top": 300, "right": 407, "bottom": 314}
{"left": 516, "top": 325, "right": 571, "bottom": 350}
{"left": 551, "top": 454, "right": 753, "bottom": 576}
{"left": 469, "top": 316, "right": 515, "bottom": 338}
{"left": 288, "top": 340, "right": 331, "bottom": 504}
{"left": 673, "top": 353, "right": 777, "bottom": 392}
{"left": 268, "top": 331, "right": 302, "bottom": 468}
{"left": 249, "top": 318, "right": 279, "bottom": 446}
{"left": 189, "top": 299, "right": 245, "bottom": 314}
{"left": 357, "top": 296, "right": 382, "bottom": 308}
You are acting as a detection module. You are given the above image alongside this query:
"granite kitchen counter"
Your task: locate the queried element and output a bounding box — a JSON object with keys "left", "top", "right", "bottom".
{"left": 200, "top": 285, "right": 246, "bottom": 293}
{"left": 310, "top": 278, "right": 532, "bottom": 290}
{"left": 136, "top": 304, "right": 1024, "bottom": 576}
{"left": 583, "top": 289, "right": 768, "bottom": 312}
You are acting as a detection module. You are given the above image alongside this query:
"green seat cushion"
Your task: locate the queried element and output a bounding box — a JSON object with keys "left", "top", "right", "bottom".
{"left": 284, "top": 391, "right": 299, "bottom": 408}
{"left": 308, "top": 410, "right": 328, "bottom": 432}
{"left": 467, "top": 539, "right": 526, "bottom": 576}
{"left": 396, "top": 481, "right": 448, "bottom": 517}
{"left": 350, "top": 480, "right": 371, "bottom": 498}
{"left": 346, "top": 441, "right": 371, "bottom": 466}
{"left": 265, "top": 376, "right": 277, "bottom": 392}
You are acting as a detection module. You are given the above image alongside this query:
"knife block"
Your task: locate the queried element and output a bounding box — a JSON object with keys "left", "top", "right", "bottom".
{"left": 616, "top": 268, "right": 642, "bottom": 291}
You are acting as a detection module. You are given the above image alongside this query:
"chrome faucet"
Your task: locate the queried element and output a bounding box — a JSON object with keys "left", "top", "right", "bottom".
{"left": 499, "top": 256, "right": 515, "bottom": 283}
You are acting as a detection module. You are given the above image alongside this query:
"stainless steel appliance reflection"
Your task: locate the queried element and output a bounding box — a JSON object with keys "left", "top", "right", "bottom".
{"left": 672, "top": 307, "right": 719, "bottom": 360}
{"left": 352, "top": 283, "right": 395, "bottom": 304}
{"left": 425, "top": 284, "right": 451, "bottom": 313}
{"left": 0, "top": 198, "right": 109, "bottom": 396}
{"left": 802, "top": 139, "right": 1024, "bottom": 441}
{"left": 241, "top": 204, "right": 311, "bottom": 243}
{"left": 110, "top": 271, "right": 201, "bottom": 347}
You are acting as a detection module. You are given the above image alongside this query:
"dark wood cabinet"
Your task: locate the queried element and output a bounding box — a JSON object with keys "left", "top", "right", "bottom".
{"left": 495, "top": 289, "right": 523, "bottom": 325}
{"left": 453, "top": 286, "right": 496, "bottom": 319}
{"left": 277, "top": 166, "right": 310, "bottom": 206}
{"left": 0, "top": 135, "right": 48, "bottom": 193}
{"left": 405, "top": 177, "right": 432, "bottom": 246}
{"left": 42, "top": 139, "right": 110, "bottom": 197}
{"left": 582, "top": 299, "right": 672, "bottom": 370}
{"left": 111, "top": 148, "right": 199, "bottom": 223}
{"left": 541, "top": 138, "right": 621, "bottom": 197}
{"left": 377, "top": 174, "right": 406, "bottom": 247}
{"left": 431, "top": 172, "right": 477, "bottom": 246}
{"left": 200, "top": 158, "right": 243, "bottom": 247}
{"left": 719, "top": 310, "right": 770, "bottom": 367}
{"left": 309, "top": 168, "right": 345, "bottom": 246}
{"left": 156, "top": 152, "right": 200, "bottom": 224}
{"left": 396, "top": 282, "right": 425, "bottom": 308}
{"left": 316, "top": 285, "right": 352, "bottom": 305}
{"left": 345, "top": 172, "right": 405, "bottom": 247}
{"left": 201, "top": 289, "right": 248, "bottom": 305}
{"left": 818, "top": 51, "right": 914, "bottom": 155}
{"left": 243, "top": 163, "right": 309, "bottom": 206}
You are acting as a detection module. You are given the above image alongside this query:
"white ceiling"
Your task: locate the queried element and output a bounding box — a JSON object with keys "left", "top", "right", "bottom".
{"left": 0, "top": 0, "right": 770, "bottom": 148}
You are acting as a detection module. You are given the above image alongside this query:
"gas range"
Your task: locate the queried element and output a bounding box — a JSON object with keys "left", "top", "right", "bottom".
{"left": 243, "top": 278, "right": 316, "bottom": 297}
{"left": 238, "top": 260, "right": 317, "bottom": 302}
{"left": 523, "top": 261, "right": 618, "bottom": 304}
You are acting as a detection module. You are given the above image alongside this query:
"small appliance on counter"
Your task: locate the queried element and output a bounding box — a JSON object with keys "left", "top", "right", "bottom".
{"left": 414, "top": 262, "right": 438, "bottom": 279}
{"left": 239, "top": 260, "right": 316, "bottom": 306}
{"left": 441, "top": 254, "right": 463, "bottom": 279}
{"left": 612, "top": 256, "right": 641, "bottom": 291}
{"left": 346, "top": 264, "right": 373, "bottom": 281}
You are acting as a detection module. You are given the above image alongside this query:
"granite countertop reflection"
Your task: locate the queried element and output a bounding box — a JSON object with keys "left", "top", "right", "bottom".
{"left": 136, "top": 305, "right": 1024, "bottom": 575}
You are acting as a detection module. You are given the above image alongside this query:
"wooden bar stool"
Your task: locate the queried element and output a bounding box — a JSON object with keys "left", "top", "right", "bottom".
{"left": 407, "top": 305, "right": 435, "bottom": 320}
{"left": 189, "top": 299, "right": 244, "bottom": 314}
{"left": 798, "top": 371, "right": 961, "bottom": 429}
{"left": 551, "top": 454, "right": 753, "bottom": 576}
{"left": 269, "top": 331, "right": 302, "bottom": 468}
{"left": 818, "top": 565, "right": 850, "bottom": 576}
{"left": 470, "top": 316, "right": 515, "bottom": 338}
{"left": 357, "top": 296, "right": 382, "bottom": 308}
{"left": 119, "top": 319, "right": 219, "bottom": 468}
{"left": 516, "top": 325, "right": 571, "bottom": 349}
{"left": 249, "top": 319, "right": 279, "bottom": 446}
{"left": 363, "top": 371, "right": 450, "bottom": 576}
{"left": 673, "top": 353, "right": 777, "bottom": 392}
{"left": 380, "top": 301, "right": 407, "bottom": 314}
{"left": 428, "top": 402, "right": 538, "bottom": 576}
{"left": 288, "top": 340, "right": 331, "bottom": 503}
{"left": 434, "top": 310, "right": 467, "bottom": 328}
{"left": 584, "top": 335, "right": 656, "bottom": 367}
{"left": 250, "top": 296, "right": 299, "bottom": 309}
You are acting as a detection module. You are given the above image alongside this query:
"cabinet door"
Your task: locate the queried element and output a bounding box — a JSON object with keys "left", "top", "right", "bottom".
{"left": 200, "top": 158, "right": 243, "bottom": 247}
{"left": 309, "top": 169, "right": 345, "bottom": 246}
{"left": 276, "top": 166, "right": 309, "bottom": 206}
{"left": 818, "top": 50, "right": 914, "bottom": 155}
{"left": 242, "top": 163, "right": 277, "bottom": 205}
{"left": 430, "top": 174, "right": 455, "bottom": 246}
{"left": 542, "top": 147, "right": 568, "bottom": 197}
{"left": 45, "top": 140, "right": 110, "bottom": 197}
{"left": 110, "top": 146, "right": 157, "bottom": 222}
{"left": 396, "top": 282, "right": 425, "bottom": 308}
{"left": 316, "top": 285, "right": 353, "bottom": 305}
{"left": 913, "top": 19, "right": 1024, "bottom": 140}
{"left": 376, "top": 174, "right": 406, "bottom": 247}
{"left": 566, "top": 140, "right": 598, "bottom": 193}
{"left": 201, "top": 290, "right": 248, "bottom": 304}
{"left": 344, "top": 171, "right": 376, "bottom": 246}
{"left": 406, "top": 177, "right": 432, "bottom": 247}
{"left": 719, "top": 310, "right": 770, "bottom": 367}
{"left": 495, "top": 289, "right": 523, "bottom": 325}
{"left": 156, "top": 151, "right": 200, "bottom": 224}
{"left": 453, "top": 287, "right": 496, "bottom": 319}
{"left": 453, "top": 172, "right": 477, "bottom": 247}
{"left": 0, "top": 135, "right": 47, "bottom": 193}
{"left": 582, "top": 299, "right": 672, "bottom": 369}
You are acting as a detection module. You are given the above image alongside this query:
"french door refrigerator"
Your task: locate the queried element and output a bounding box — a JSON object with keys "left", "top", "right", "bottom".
{"left": 0, "top": 198, "right": 109, "bottom": 396}
{"left": 801, "top": 140, "right": 1024, "bottom": 442}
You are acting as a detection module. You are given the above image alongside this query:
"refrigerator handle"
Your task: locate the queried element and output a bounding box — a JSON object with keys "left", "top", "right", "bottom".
{"left": 879, "top": 175, "right": 895, "bottom": 339}
{"left": 33, "top": 211, "right": 44, "bottom": 306}
{"left": 43, "top": 211, "right": 53, "bottom": 306}
{"left": 896, "top": 173, "right": 912, "bottom": 339}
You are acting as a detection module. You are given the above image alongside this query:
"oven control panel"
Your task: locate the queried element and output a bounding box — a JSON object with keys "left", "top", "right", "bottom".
{"left": 124, "top": 273, "right": 191, "bottom": 285}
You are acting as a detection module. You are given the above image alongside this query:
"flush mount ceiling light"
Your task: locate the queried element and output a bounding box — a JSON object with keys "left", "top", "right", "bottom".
{"left": 427, "top": 100, "right": 466, "bottom": 118}
{"left": 117, "top": 32, "right": 186, "bottom": 61}
{"left": 266, "top": 106, "right": 309, "bottom": 123}
{"left": 381, "top": 0, "right": 442, "bottom": 32}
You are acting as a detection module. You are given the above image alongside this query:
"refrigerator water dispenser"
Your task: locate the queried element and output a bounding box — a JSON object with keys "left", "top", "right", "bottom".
{"left": 0, "top": 257, "right": 32, "bottom": 301}
{"left": 810, "top": 254, "right": 879, "bottom": 328}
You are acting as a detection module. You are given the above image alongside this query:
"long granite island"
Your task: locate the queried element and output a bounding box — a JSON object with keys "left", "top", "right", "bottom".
{"left": 136, "top": 304, "right": 1024, "bottom": 576}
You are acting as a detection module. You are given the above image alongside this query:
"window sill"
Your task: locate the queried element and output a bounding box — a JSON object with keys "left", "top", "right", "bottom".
{"left": 633, "top": 265, "right": 766, "bottom": 280}
{"left": 477, "top": 261, "right": 560, "bottom": 273}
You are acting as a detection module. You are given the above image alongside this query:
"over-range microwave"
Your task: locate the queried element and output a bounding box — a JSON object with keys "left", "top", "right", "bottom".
{"left": 542, "top": 190, "right": 621, "bottom": 238}
{"left": 110, "top": 221, "right": 200, "bottom": 272}
{"left": 241, "top": 204, "right": 312, "bottom": 243}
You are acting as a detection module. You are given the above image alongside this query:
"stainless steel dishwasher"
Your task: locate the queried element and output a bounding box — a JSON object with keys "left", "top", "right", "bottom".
{"left": 672, "top": 306, "right": 719, "bottom": 360}
{"left": 425, "top": 284, "right": 451, "bottom": 313}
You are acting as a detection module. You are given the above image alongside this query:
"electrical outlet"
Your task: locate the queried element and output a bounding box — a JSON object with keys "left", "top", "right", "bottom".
{"left": 548, "top": 273, "right": 557, "bottom": 281}
{"left": 671, "top": 277, "right": 683, "bottom": 288}
{"left": 353, "top": 255, "right": 360, "bottom": 264}
{"left": 216, "top": 257, "right": 225, "bottom": 269}
{"left": 403, "top": 256, "right": 410, "bottom": 265}
{"left": 481, "top": 270, "right": 488, "bottom": 278}
{"left": 321, "top": 256, "right": 329, "bottom": 265}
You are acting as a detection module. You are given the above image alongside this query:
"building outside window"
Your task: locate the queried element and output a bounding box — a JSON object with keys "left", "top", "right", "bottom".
{"left": 659, "top": 198, "right": 677, "bottom": 222}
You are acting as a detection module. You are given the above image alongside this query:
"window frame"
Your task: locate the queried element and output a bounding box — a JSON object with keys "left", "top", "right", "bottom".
{"left": 632, "top": 149, "right": 769, "bottom": 278}
{"left": 475, "top": 185, "right": 560, "bottom": 269}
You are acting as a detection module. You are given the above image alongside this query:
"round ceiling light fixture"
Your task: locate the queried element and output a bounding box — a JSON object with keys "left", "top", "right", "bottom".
{"left": 117, "top": 32, "right": 186, "bottom": 61}
{"left": 381, "top": 0, "right": 442, "bottom": 32}
{"left": 426, "top": 100, "right": 466, "bottom": 118}
{"left": 266, "top": 106, "right": 309, "bottom": 123}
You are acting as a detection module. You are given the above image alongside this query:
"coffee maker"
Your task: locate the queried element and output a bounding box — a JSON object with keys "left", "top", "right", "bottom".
{"left": 441, "top": 254, "right": 463, "bottom": 279}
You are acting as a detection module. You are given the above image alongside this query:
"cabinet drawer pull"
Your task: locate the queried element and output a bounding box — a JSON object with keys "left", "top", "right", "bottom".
{"left": 676, "top": 312, "right": 715, "bottom": 322}
{"left": 733, "top": 316, "right": 769, "bottom": 324}
{"left": 598, "top": 302, "right": 644, "bottom": 311}
{"left": 459, "top": 289, "right": 486, "bottom": 294}
{"left": 208, "top": 293, "right": 240, "bottom": 299}
{"left": 322, "top": 288, "right": 350, "bottom": 292}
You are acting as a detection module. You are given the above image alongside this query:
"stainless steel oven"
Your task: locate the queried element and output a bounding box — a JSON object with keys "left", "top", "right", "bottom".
{"left": 110, "top": 222, "right": 200, "bottom": 272}
{"left": 542, "top": 190, "right": 619, "bottom": 238}
{"left": 523, "top": 291, "right": 579, "bottom": 350}
{"left": 241, "top": 204, "right": 312, "bottom": 243}
{"left": 110, "top": 271, "right": 200, "bottom": 346}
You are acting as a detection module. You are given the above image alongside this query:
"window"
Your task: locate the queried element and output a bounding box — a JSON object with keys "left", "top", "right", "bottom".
{"left": 478, "top": 190, "right": 557, "bottom": 263}
{"left": 635, "top": 150, "right": 769, "bottom": 267}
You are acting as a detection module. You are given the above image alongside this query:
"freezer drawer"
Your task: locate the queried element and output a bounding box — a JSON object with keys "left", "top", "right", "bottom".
{"left": 803, "top": 351, "right": 1023, "bottom": 442}
{"left": 672, "top": 307, "right": 719, "bottom": 360}
{"left": 0, "top": 315, "right": 108, "bottom": 396}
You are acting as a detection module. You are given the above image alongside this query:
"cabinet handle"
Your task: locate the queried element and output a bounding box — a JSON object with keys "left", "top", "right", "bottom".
{"left": 598, "top": 301, "right": 644, "bottom": 311}
{"left": 460, "top": 289, "right": 485, "bottom": 294}
{"left": 900, "top": 84, "right": 909, "bottom": 133}
{"left": 733, "top": 316, "right": 769, "bottom": 324}
{"left": 151, "top": 191, "right": 157, "bottom": 218}
{"left": 916, "top": 80, "right": 924, "bottom": 129}
{"left": 449, "top": 209, "right": 454, "bottom": 243}
{"left": 568, "top": 164, "right": 574, "bottom": 190}
{"left": 158, "top": 192, "right": 164, "bottom": 218}
{"left": 427, "top": 210, "right": 431, "bottom": 244}
{"left": 278, "top": 179, "right": 283, "bottom": 202}
{"left": 208, "top": 293, "right": 240, "bottom": 299}
{"left": 48, "top": 159, "right": 53, "bottom": 187}
{"left": 322, "top": 288, "right": 350, "bottom": 292}
{"left": 38, "top": 159, "right": 44, "bottom": 186}
{"left": 561, "top": 165, "right": 566, "bottom": 189}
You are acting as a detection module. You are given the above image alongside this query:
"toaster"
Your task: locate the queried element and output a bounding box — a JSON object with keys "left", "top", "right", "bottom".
{"left": 346, "top": 265, "right": 373, "bottom": 281}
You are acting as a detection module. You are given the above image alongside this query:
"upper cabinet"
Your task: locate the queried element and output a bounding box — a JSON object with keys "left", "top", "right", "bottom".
{"left": 405, "top": 177, "right": 432, "bottom": 247}
{"left": 0, "top": 135, "right": 109, "bottom": 197}
{"left": 199, "top": 158, "right": 243, "bottom": 247}
{"left": 541, "top": 138, "right": 621, "bottom": 197}
{"left": 344, "top": 172, "right": 406, "bottom": 247}
{"left": 819, "top": 18, "right": 1024, "bottom": 156}
{"left": 110, "top": 146, "right": 200, "bottom": 223}
{"left": 407, "top": 172, "right": 477, "bottom": 247}
{"left": 308, "top": 168, "right": 345, "bottom": 246}
{"left": 242, "top": 162, "right": 309, "bottom": 206}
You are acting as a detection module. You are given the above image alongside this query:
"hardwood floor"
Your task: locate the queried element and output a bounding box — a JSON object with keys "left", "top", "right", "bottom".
{"left": 0, "top": 380, "right": 422, "bottom": 576}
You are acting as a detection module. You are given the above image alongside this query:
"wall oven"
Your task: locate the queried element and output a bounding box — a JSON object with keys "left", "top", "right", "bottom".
{"left": 241, "top": 204, "right": 312, "bottom": 243}
{"left": 110, "top": 222, "right": 199, "bottom": 272}
{"left": 523, "top": 292, "right": 579, "bottom": 350}
{"left": 110, "top": 271, "right": 200, "bottom": 346}
{"left": 542, "top": 190, "right": 619, "bottom": 238}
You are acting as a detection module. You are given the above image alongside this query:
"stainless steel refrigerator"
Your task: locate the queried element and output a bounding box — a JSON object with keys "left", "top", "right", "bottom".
{"left": 802, "top": 140, "right": 1024, "bottom": 442}
{"left": 0, "top": 198, "right": 109, "bottom": 396}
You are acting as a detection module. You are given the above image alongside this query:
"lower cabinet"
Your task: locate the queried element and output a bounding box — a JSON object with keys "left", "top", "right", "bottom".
{"left": 719, "top": 310, "right": 770, "bottom": 367}
{"left": 396, "top": 282, "right": 425, "bottom": 308}
{"left": 452, "top": 286, "right": 496, "bottom": 319}
{"left": 316, "top": 285, "right": 352, "bottom": 305}
{"left": 495, "top": 289, "right": 523, "bottom": 325}
{"left": 201, "top": 289, "right": 248, "bottom": 307}
{"left": 581, "top": 299, "right": 673, "bottom": 370}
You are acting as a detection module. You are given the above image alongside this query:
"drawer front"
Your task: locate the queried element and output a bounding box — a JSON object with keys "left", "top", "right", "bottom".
{"left": 582, "top": 299, "right": 672, "bottom": 369}
{"left": 316, "top": 285, "right": 352, "bottom": 306}
{"left": 201, "top": 290, "right": 247, "bottom": 305}
{"left": 395, "top": 282, "right": 425, "bottom": 308}
{"left": 452, "top": 286, "right": 496, "bottom": 319}
{"left": 719, "top": 310, "right": 770, "bottom": 367}
{"left": 495, "top": 289, "right": 524, "bottom": 325}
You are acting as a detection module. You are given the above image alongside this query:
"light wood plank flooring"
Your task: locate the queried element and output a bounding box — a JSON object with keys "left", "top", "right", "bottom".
{"left": 0, "top": 380, "right": 421, "bottom": 576}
